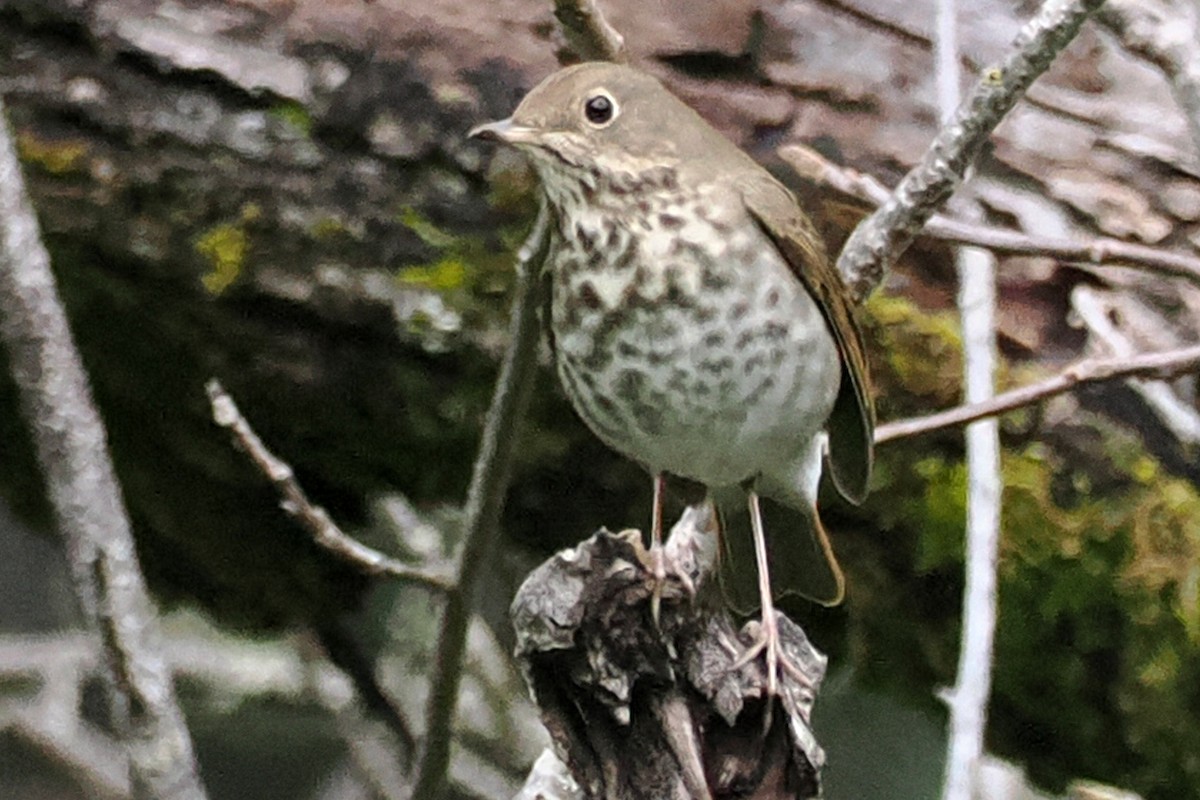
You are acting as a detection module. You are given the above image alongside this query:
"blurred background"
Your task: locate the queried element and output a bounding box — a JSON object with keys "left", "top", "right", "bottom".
{"left": 1, "top": 0, "right": 1198, "bottom": 798}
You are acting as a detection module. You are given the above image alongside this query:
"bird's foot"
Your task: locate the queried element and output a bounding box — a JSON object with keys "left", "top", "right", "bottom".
{"left": 729, "top": 610, "right": 812, "bottom": 698}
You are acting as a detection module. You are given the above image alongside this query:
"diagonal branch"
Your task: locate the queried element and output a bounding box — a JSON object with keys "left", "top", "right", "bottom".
{"left": 413, "top": 4, "right": 625, "bottom": 797}
{"left": 781, "top": 144, "right": 1200, "bottom": 287}
{"left": 205, "top": 379, "right": 454, "bottom": 592}
{"left": 836, "top": 0, "right": 1109, "bottom": 301}
{"left": 875, "top": 344, "right": 1200, "bottom": 443}
{"left": 410, "top": 202, "right": 552, "bottom": 800}
{"left": 0, "top": 97, "right": 207, "bottom": 799}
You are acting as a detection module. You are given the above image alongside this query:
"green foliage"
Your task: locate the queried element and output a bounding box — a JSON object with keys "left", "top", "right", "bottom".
{"left": 856, "top": 293, "right": 1200, "bottom": 799}
{"left": 865, "top": 293, "right": 963, "bottom": 418}
{"left": 990, "top": 445, "right": 1200, "bottom": 797}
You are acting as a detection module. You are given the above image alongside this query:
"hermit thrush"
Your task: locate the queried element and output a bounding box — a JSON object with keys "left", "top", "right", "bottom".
{"left": 471, "top": 62, "right": 874, "bottom": 692}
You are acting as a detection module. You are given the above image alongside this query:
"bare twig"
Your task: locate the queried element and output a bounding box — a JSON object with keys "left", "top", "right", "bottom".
{"left": 876, "top": 344, "right": 1200, "bottom": 443}
{"left": 1100, "top": 0, "right": 1200, "bottom": 155}
{"left": 836, "top": 0, "right": 1108, "bottom": 300}
{"left": 932, "top": 216, "right": 1200, "bottom": 286}
{"left": 204, "top": 379, "right": 453, "bottom": 592}
{"left": 206, "top": 380, "right": 432, "bottom": 758}
{"left": 0, "top": 98, "right": 207, "bottom": 799}
{"left": 411, "top": 202, "right": 552, "bottom": 800}
{"left": 553, "top": 0, "right": 626, "bottom": 62}
{"left": 781, "top": 144, "right": 1200, "bottom": 287}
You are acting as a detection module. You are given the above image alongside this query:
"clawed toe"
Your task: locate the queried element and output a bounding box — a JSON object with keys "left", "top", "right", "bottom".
{"left": 729, "top": 610, "right": 813, "bottom": 697}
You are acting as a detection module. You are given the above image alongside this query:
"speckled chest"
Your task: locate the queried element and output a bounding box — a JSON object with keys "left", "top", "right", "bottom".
{"left": 540, "top": 170, "right": 839, "bottom": 482}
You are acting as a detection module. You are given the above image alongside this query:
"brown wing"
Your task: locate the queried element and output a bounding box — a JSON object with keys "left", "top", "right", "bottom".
{"left": 739, "top": 175, "right": 875, "bottom": 504}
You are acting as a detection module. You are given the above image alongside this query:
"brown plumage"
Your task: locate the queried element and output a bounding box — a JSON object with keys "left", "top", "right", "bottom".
{"left": 472, "top": 62, "right": 875, "bottom": 691}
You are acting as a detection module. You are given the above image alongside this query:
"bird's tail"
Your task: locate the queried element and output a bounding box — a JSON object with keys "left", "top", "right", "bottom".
{"left": 712, "top": 485, "right": 845, "bottom": 614}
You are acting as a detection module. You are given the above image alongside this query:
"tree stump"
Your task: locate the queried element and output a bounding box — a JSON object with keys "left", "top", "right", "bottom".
{"left": 511, "top": 504, "right": 828, "bottom": 800}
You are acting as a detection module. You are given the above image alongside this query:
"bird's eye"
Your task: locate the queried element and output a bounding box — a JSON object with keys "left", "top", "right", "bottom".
{"left": 583, "top": 93, "right": 616, "bottom": 126}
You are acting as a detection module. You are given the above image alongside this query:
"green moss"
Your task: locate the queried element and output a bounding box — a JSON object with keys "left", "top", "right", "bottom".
{"left": 240, "top": 202, "right": 262, "bottom": 223}
{"left": 397, "top": 257, "right": 467, "bottom": 292}
{"left": 193, "top": 204, "right": 261, "bottom": 294}
{"left": 269, "top": 101, "right": 313, "bottom": 136}
{"left": 866, "top": 293, "right": 963, "bottom": 415}
{"left": 195, "top": 223, "right": 248, "bottom": 295}
{"left": 391, "top": 206, "right": 521, "bottom": 322}
{"left": 859, "top": 370, "right": 1200, "bottom": 798}
{"left": 309, "top": 216, "right": 351, "bottom": 241}
{"left": 16, "top": 131, "right": 88, "bottom": 175}
{"left": 399, "top": 206, "right": 456, "bottom": 249}
{"left": 967, "top": 443, "right": 1200, "bottom": 796}
{"left": 914, "top": 457, "right": 968, "bottom": 571}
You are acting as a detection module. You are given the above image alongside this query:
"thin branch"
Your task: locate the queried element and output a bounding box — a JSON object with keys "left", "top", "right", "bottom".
{"left": 410, "top": 202, "right": 552, "bottom": 800}
{"left": 876, "top": 344, "right": 1200, "bottom": 443}
{"left": 413, "top": 2, "right": 623, "bottom": 791}
{"left": 0, "top": 98, "right": 207, "bottom": 799}
{"left": 933, "top": 216, "right": 1200, "bottom": 286}
{"left": 207, "top": 381, "right": 432, "bottom": 759}
{"left": 553, "top": 0, "right": 626, "bottom": 62}
{"left": 836, "top": 0, "right": 1108, "bottom": 301}
{"left": 205, "top": 379, "right": 453, "bottom": 593}
{"left": 781, "top": 144, "right": 1200, "bottom": 287}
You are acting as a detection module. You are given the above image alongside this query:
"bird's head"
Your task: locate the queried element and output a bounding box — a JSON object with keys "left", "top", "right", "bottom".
{"left": 470, "top": 62, "right": 725, "bottom": 196}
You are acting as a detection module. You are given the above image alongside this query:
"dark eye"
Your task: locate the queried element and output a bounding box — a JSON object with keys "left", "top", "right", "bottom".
{"left": 584, "top": 94, "right": 615, "bottom": 126}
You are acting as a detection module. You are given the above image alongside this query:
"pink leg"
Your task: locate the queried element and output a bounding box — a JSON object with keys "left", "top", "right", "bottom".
{"left": 649, "top": 473, "right": 666, "bottom": 624}
{"left": 731, "top": 490, "right": 812, "bottom": 697}
{"left": 748, "top": 490, "right": 779, "bottom": 696}
{"left": 651, "top": 473, "right": 665, "bottom": 550}
{"left": 645, "top": 474, "right": 697, "bottom": 624}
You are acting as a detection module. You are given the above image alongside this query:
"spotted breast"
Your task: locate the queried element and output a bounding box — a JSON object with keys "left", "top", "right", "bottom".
{"left": 546, "top": 174, "right": 841, "bottom": 493}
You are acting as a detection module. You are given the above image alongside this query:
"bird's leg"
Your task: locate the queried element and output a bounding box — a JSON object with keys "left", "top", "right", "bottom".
{"left": 731, "top": 490, "right": 811, "bottom": 697}
{"left": 652, "top": 473, "right": 665, "bottom": 550}
{"left": 646, "top": 473, "right": 696, "bottom": 625}
{"left": 648, "top": 473, "right": 667, "bottom": 624}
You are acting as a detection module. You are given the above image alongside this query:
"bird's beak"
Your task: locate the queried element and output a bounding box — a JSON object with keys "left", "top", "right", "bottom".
{"left": 468, "top": 118, "right": 541, "bottom": 145}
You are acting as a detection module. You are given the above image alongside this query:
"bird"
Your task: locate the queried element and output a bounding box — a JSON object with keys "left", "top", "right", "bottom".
{"left": 470, "top": 61, "right": 874, "bottom": 694}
